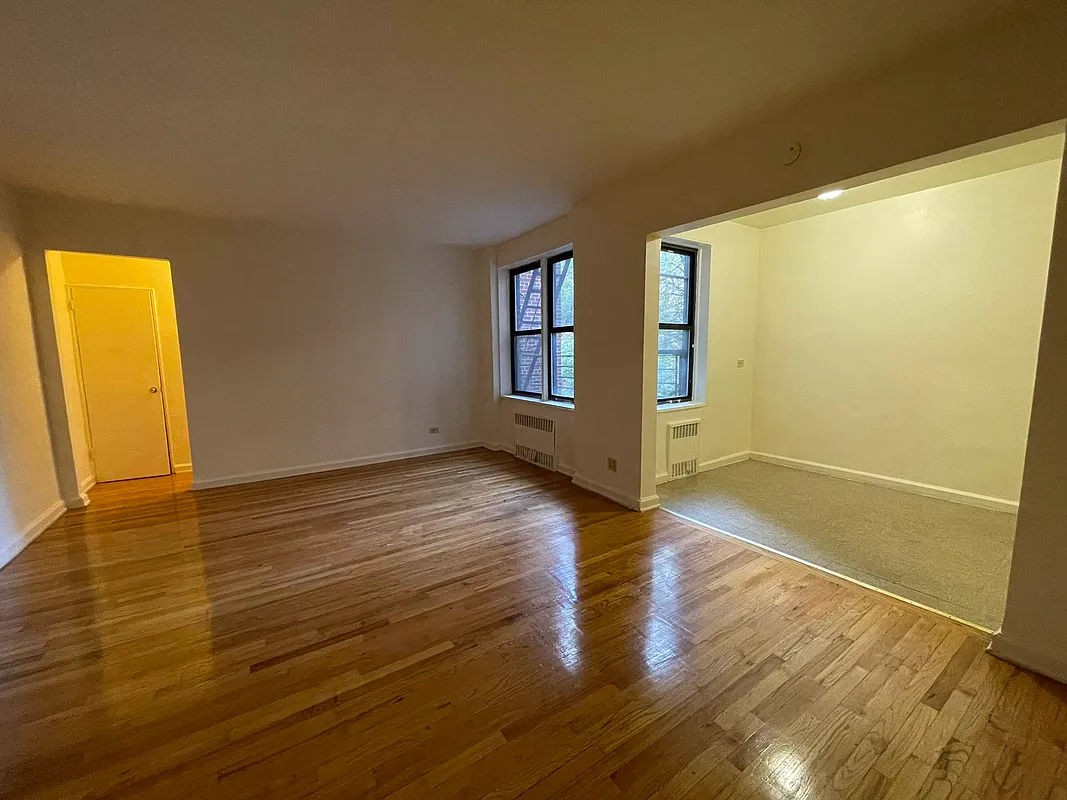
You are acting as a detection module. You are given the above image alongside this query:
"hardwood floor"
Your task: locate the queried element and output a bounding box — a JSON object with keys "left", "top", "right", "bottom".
{"left": 1, "top": 449, "right": 1064, "bottom": 799}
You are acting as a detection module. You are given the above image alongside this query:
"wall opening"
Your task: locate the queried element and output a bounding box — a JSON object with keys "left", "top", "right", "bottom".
{"left": 44, "top": 250, "right": 192, "bottom": 502}
{"left": 646, "top": 127, "right": 1065, "bottom": 631}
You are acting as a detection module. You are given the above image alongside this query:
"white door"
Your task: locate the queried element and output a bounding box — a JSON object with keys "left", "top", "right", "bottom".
{"left": 69, "top": 285, "right": 173, "bottom": 482}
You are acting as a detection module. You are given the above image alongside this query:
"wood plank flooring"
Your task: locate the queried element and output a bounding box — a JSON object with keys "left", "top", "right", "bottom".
{"left": 1, "top": 448, "right": 1065, "bottom": 799}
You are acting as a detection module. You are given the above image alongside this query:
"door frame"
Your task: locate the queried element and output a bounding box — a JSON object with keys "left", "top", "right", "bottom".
{"left": 66, "top": 283, "right": 176, "bottom": 477}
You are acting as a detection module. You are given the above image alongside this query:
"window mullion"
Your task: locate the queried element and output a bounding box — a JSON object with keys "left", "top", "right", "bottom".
{"left": 541, "top": 259, "right": 550, "bottom": 400}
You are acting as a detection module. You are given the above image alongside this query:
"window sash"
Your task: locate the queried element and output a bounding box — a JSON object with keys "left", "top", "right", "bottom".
{"left": 657, "top": 329, "right": 692, "bottom": 403}
{"left": 549, "top": 332, "right": 574, "bottom": 401}
{"left": 508, "top": 252, "right": 574, "bottom": 403}
{"left": 658, "top": 244, "right": 697, "bottom": 404}
{"left": 547, "top": 251, "right": 574, "bottom": 401}
{"left": 509, "top": 262, "right": 543, "bottom": 397}
{"left": 511, "top": 331, "right": 542, "bottom": 397}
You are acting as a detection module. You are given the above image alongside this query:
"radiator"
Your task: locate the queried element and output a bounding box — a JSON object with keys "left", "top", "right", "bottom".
{"left": 666, "top": 418, "right": 701, "bottom": 480}
{"left": 514, "top": 412, "right": 556, "bottom": 470}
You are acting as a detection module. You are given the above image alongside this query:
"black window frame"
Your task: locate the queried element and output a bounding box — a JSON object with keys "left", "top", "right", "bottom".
{"left": 547, "top": 250, "right": 575, "bottom": 402}
{"left": 657, "top": 243, "right": 698, "bottom": 405}
{"left": 508, "top": 261, "right": 543, "bottom": 399}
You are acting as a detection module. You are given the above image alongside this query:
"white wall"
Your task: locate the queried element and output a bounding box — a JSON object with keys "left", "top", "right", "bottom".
{"left": 0, "top": 185, "right": 62, "bottom": 567}
{"left": 655, "top": 222, "right": 759, "bottom": 479}
{"left": 996, "top": 153, "right": 1067, "bottom": 681}
{"left": 752, "top": 160, "right": 1060, "bottom": 501}
{"left": 17, "top": 192, "right": 483, "bottom": 489}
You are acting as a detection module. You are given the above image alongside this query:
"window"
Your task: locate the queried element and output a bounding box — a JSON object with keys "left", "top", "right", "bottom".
{"left": 507, "top": 250, "right": 574, "bottom": 403}
{"left": 657, "top": 244, "right": 697, "bottom": 403}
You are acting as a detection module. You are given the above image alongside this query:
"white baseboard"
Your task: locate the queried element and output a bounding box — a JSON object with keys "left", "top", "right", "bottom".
{"left": 571, "top": 473, "right": 658, "bottom": 512}
{"left": 702, "top": 450, "right": 751, "bottom": 472}
{"left": 0, "top": 499, "right": 66, "bottom": 570}
{"left": 64, "top": 493, "right": 90, "bottom": 508}
{"left": 654, "top": 448, "right": 1016, "bottom": 512}
{"left": 657, "top": 450, "right": 751, "bottom": 485}
{"left": 64, "top": 474, "right": 96, "bottom": 508}
{"left": 637, "top": 493, "right": 661, "bottom": 511}
{"left": 173, "top": 462, "right": 193, "bottom": 473}
{"left": 989, "top": 632, "right": 1067, "bottom": 684}
{"left": 192, "top": 442, "right": 482, "bottom": 490}
{"left": 749, "top": 452, "right": 1018, "bottom": 514}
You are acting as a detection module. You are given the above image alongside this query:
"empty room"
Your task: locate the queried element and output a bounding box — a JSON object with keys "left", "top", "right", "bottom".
{"left": 654, "top": 134, "right": 1063, "bottom": 631}
{"left": 2, "top": 3, "right": 1067, "bottom": 799}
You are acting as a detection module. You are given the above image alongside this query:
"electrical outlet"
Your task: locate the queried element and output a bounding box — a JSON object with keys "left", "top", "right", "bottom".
{"left": 736, "top": 359, "right": 745, "bottom": 368}
{"left": 607, "top": 457, "right": 617, "bottom": 472}
{"left": 428, "top": 426, "right": 440, "bottom": 434}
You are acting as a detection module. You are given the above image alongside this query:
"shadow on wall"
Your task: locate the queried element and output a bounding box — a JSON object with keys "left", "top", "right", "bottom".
{"left": 0, "top": 226, "right": 62, "bottom": 561}
{"left": 0, "top": 237, "right": 24, "bottom": 547}
{"left": 0, "top": 400, "right": 17, "bottom": 548}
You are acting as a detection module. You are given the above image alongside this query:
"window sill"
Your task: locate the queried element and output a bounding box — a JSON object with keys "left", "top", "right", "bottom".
{"left": 657, "top": 400, "right": 706, "bottom": 413}
{"left": 503, "top": 394, "right": 575, "bottom": 411}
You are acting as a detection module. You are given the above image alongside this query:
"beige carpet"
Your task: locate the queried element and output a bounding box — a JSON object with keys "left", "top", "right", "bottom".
{"left": 658, "top": 460, "right": 1016, "bottom": 629}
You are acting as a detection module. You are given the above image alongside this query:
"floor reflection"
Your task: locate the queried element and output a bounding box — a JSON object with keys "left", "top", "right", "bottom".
{"left": 644, "top": 544, "right": 686, "bottom": 676}
{"left": 762, "top": 744, "right": 809, "bottom": 796}
{"left": 80, "top": 473, "right": 214, "bottom": 719}
{"left": 548, "top": 531, "right": 582, "bottom": 673}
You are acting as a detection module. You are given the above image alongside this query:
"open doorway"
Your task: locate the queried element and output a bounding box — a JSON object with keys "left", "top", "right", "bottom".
{"left": 44, "top": 251, "right": 192, "bottom": 497}
{"left": 652, "top": 131, "right": 1064, "bottom": 631}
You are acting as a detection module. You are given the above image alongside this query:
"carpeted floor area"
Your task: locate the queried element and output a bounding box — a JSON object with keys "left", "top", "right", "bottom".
{"left": 658, "top": 459, "right": 1016, "bottom": 629}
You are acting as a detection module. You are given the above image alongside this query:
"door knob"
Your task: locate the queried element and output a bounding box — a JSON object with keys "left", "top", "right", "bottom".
{"left": 149, "top": 387, "right": 159, "bottom": 393}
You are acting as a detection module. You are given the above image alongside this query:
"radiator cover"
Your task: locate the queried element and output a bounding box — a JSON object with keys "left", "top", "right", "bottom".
{"left": 514, "top": 412, "right": 556, "bottom": 470}
{"left": 666, "top": 418, "right": 701, "bottom": 480}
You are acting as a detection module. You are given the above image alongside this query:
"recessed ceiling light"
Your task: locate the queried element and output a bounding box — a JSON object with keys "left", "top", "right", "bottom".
{"left": 817, "top": 189, "right": 845, "bottom": 201}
